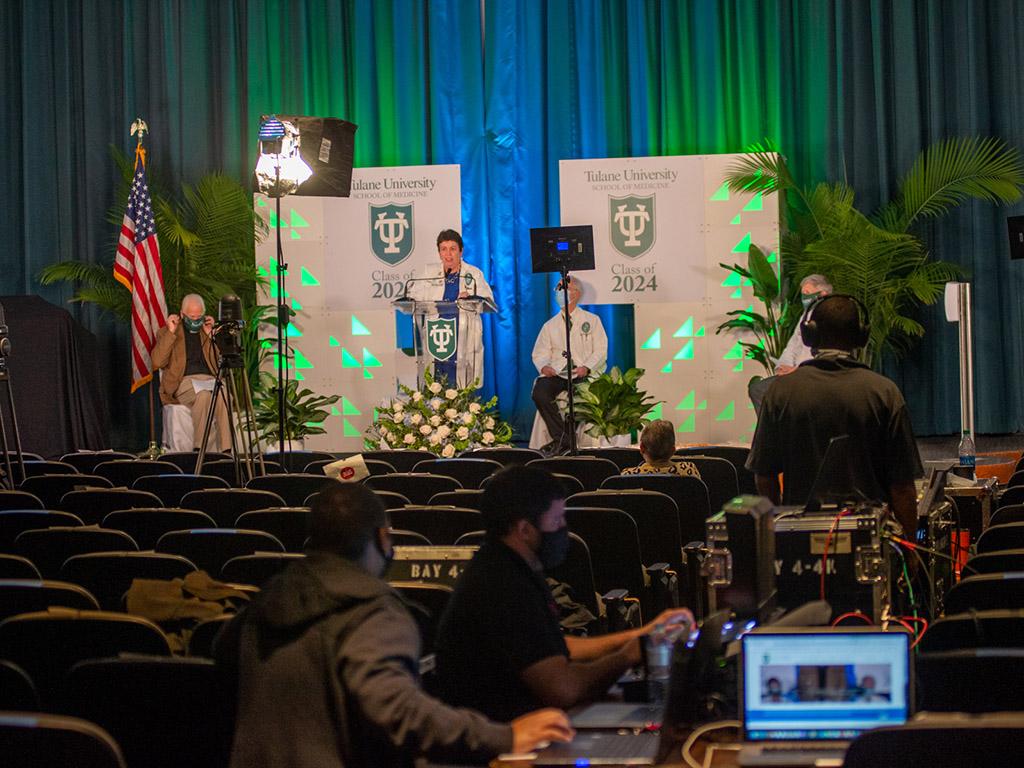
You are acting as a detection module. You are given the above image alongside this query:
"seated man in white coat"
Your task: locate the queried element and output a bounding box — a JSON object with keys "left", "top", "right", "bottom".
{"left": 531, "top": 277, "right": 607, "bottom": 455}
{"left": 407, "top": 229, "right": 494, "bottom": 389}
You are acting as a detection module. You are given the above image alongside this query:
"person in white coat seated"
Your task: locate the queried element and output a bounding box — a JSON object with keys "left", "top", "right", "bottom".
{"left": 530, "top": 277, "right": 607, "bottom": 455}
{"left": 407, "top": 229, "right": 494, "bottom": 389}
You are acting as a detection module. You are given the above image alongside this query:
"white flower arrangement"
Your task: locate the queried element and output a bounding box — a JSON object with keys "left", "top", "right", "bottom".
{"left": 366, "top": 370, "right": 513, "bottom": 456}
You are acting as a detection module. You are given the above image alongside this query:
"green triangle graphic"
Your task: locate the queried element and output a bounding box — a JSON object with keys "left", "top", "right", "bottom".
{"left": 731, "top": 289, "right": 742, "bottom": 299}
{"left": 710, "top": 182, "right": 730, "bottom": 202}
{"left": 733, "top": 362, "right": 744, "bottom": 371}
{"left": 679, "top": 414, "right": 696, "bottom": 433}
{"left": 293, "top": 348, "right": 314, "bottom": 369}
{"left": 674, "top": 340, "right": 694, "bottom": 360}
{"left": 641, "top": 329, "right": 661, "bottom": 350}
{"left": 343, "top": 418, "right": 362, "bottom": 437}
{"left": 647, "top": 402, "right": 663, "bottom": 420}
{"left": 294, "top": 371, "right": 305, "bottom": 381}
{"left": 269, "top": 211, "right": 286, "bottom": 228}
{"left": 732, "top": 233, "right": 752, "bottom": 253}
{"left": 290, "top": 210, "right": 310, "bottom": 228}
{"left": 352, "top": 315, "right": 372, "bottom": 336}
{"left": 723, "top": 342, "right": 745, "bottom": 360}
{"left": 362, "top": 348, "right": 382, "bottom": 368}
{"left": 286, "top": 325, "right": 302, "bottom": 337}
{"left": 330, "top": 406, "right": 341, "bottom": 416}
{"left": 329, "top": 336, "right": 341, "bottom": 347}
{"left": 715, "top": 402, "right": 736, "bottom": 421}
{"left": 661, "top": 361, "right": 673, "bottom": 373}
{"left": 301, "top": 267, "right": 320, "bottom": 286}
{"left": 697, "top": 400, "right": 707, "bottom": 410}
{"left": 676, "top": 390, "right": 695, "bottom": 410}
{"left": 673, "top": 318, "right": 693, "bottom": 338}
{"left": 363, "top": 369, "right": 373, "bottom": 380}
{"left": 730, "top": 214, "right": 742, "bottom": 225}
{"left": 257, "top": 266, "right": 269, "bottom": 277}
{"left": 256, "top": 198, "right": 267, "bottom": 208}
{"left": 743, "top": 192, "right": 764, "bottom": 212}
{"left": 290, "top": 229, "right": 300, "bottom": 240}
{"left": 341, "top": 348, "right": 361, "bottom": 368}
{"left": 342, "top": 397, "right": 361, "bottom": 416}
{"left": 767, "top": 251, "right": 778, "bottom": 264}
{"left": 696, "top": 326, "right": 706, "bottom": 337}
{"left": 722, "top": 271, "right": 742, "bottom": 287}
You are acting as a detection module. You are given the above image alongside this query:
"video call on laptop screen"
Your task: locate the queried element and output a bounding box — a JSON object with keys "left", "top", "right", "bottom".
{"left": 742, "top": 632, "right": 910, "bottom": 741}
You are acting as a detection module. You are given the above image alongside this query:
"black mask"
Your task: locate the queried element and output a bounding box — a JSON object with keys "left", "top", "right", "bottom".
{"left": 374, "top": 532, "right": 394, "bottom": 573}
{"left": 537, "top": 526, "right": 570, "bottom": 570}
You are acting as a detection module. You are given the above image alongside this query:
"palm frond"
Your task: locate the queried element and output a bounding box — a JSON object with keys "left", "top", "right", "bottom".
{"left": 724, "top": 139, "right": 793, "bottom": 194}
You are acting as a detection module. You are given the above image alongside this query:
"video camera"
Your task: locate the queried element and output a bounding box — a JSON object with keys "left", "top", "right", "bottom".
{"left": 212, "top": 294, "right": 245, "bottom": 363}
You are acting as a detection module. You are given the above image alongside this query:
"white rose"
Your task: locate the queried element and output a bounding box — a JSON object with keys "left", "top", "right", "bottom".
{"left": 429, "top": 398, "right": 443, "bottom": 410}
{"left": 484, "top": 417, "right": 495, "bottom": 429}
{"left": 429, "top": 415, "right": 441, "bottom": 427}
{"left": 403, "top": 433, "right": 416, "bottom": 445}
{"left": 412, "top": 391, "right": 423, "bottom": 402}
{"left": 441, "top": 443, "right": 456, "bottom": 458}
{"left": 381, "top": 428, "right": 390, "bottom": 439}
{"left": 445, "top": 408, "right": 458, "bottom": 420}
{"left": 456, "top": 426, "right": 470, "bottom": 439}
{"left": 409, "top": 413, "right": 423, "bottom": 425}
{"left": 461, "top": 413, "right": 473, "bottom": 425}
{"left": 469, "top": 402, "right": 482, "bottom": 414}
{"left": 429, "top": 381, "right": 443, "bottom": 394}
{"left": 482, "top": 431, "right": 495, "bottom": 444}
{"left": 392, "top": 401, "right": 404, "bottom": 413}
{"left": 437, "top": 425, "right": 451, "bottom": 438}
{"left": 419, "top": 424, "right": 432, "bottom": 435}
{"left": 429, "top": 433, "right": 441, "bottom": 446}
{"left": 445, "top": 388, "right": 458, "bottom": 400}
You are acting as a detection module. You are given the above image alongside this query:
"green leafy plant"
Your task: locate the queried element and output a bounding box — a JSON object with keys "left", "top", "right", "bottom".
{"left": 39, "top": 148, "right": 267, "bottom": 320}
{"left": 572, "top": 367, "right": 660, "bottom": 440}
{"left": 716, "top": 244, "right": 802, "bottom": 375}
{"left": 724, "top": 137, "right": 1024, "bottom": 366}
{"left": 252, "top": 374, "right": 341, "bottom": 444}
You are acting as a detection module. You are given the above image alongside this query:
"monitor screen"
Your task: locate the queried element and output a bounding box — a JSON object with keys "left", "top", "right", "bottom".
{"left": 742, "top": 631, "right": 910, "bottom": 741}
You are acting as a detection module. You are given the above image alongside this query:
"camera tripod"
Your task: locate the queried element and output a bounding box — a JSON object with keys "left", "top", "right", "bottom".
{"left": 194, "top": 337, "right": 264, "bottom": 486}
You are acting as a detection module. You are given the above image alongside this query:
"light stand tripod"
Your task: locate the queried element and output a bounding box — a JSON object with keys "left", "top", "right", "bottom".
{"left": 0, "top": 305, "right": 25, "bottom": 489}
{"left": 557, "top": 269, "right": 579, "bottom": 455}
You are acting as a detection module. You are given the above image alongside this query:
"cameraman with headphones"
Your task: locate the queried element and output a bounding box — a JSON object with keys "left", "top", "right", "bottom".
{"left": 745, "top": 294, "right": 923, "bottom": 535}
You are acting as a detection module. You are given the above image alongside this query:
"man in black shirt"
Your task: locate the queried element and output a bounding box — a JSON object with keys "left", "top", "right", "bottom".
{"left": 435, "top": 465, "right": 693, "bottom": 722}
{"left": 746, "top": 295, "right": 923, "bottom": 533}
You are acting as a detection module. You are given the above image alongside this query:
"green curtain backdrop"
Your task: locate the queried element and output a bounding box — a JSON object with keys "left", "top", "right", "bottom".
{"left": 3, "top": 0, "right": 1024, "bottom": 446}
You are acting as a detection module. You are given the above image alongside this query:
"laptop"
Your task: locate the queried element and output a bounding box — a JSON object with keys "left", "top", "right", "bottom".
{"left": 738, "top": 628, "right": 912, "bottom": 767}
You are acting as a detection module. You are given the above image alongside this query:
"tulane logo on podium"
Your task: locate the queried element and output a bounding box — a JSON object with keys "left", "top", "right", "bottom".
{"left": 370, "top": 203, "right": 414, "bottom": 266}
{"left": 609, "top": 194, "right": 655, "bottom": 258}
{"left": 426, "top": 318, "right": 457, "bottom": 361}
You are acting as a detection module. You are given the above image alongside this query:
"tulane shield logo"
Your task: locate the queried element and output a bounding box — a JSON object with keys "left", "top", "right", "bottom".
{"left": 609, "top": 194, "right": 656, "bottom": 258}
{"left": 426, "top": 317, "right": 458, "bottom": 361}
{"left": 370, "top": 203, "right": 414, "bottom": 266}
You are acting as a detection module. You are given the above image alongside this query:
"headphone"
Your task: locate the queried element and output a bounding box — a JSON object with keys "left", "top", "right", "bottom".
{"left": 799, "top": 293, "right": 870, "bottom": 350}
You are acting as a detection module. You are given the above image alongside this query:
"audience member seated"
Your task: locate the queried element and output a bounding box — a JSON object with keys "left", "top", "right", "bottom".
{"left": 214, "top": 482, "right": 572, "bottom": 767}
{"left": 622, "top": 419, "right": 700, "bottom": 478}
{"left": 435, "top": 465, "right": 692, "bottom": 721}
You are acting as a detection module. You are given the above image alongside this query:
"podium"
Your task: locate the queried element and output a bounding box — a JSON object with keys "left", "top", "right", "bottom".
{"left": 393, "top": 296, "right": 498, "bottom": 389}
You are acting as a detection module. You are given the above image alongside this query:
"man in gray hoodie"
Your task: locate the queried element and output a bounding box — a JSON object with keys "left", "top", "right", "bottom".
{"left": 215, "top": 482, "right": 572, "bottom": 767}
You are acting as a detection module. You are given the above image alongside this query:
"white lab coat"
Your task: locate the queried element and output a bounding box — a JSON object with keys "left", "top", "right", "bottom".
{"left": 531, "top": 307, "right": 608, "bottom": 377}
{"left": 775, "top": 329, "right": 814, "bottom": 369}
{"left": 407, "top": 261, "right": 493, "bottom": 388}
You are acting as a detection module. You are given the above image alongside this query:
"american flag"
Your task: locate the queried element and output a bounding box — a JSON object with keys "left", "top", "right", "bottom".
{"left": 114, "top": 155, "right": 168, "bottom": 392}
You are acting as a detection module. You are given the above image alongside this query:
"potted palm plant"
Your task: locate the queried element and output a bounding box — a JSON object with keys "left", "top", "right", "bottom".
{"left": 572, "top": 367, "right": 660, "bottom": 446}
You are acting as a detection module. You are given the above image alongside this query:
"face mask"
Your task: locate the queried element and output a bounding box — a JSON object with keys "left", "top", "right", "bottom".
{"left": 374, "top": 532, "right": 394, "bottom": 574}
{"left": 555, "top": 292, "right": 566, "bottom": 309}
{"left": 537, "top": 526, "right": 570, "bottom": 570}
{"left": 183, "top": 316, "right": 204, "bottom": 333}
{"left": 801, "top": 292, "right": 823, "bottom": 309}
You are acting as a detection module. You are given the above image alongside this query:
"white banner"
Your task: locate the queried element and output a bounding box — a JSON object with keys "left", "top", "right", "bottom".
{"left": 321, "top": 164, "right": 462, "bottom": 310}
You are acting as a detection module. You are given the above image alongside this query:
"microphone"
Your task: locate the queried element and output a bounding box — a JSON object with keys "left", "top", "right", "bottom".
{"left": 462, "top": 272, "right": 478, "bottom": 297}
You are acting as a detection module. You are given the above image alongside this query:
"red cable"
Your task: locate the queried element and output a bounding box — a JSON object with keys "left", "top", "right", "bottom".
{"left": 831, "top": 611, "right": 873, "bottom": 626}
{"left": 820, "top": 508, "right": 853, "bottom": 601}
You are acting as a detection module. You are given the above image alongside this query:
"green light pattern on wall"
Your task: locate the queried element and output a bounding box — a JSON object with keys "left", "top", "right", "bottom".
{"left": 723, "top": 342, "right": 745, "bottom": 360}
{"left": 293, "top": 349, "right": 313, "bottom": 369}
{"left": 742, "top": 192, "right": 764, "bottom": 212}
{"left": 294, "top": 371, "right": 305, "bottom": 381}
{"left": 646, "top": 403, "right": 663, "bottom": 420}
{"left": 301, "top": 267, "right": 320, "bottom": 286}
{"left": 710, "top": 182, "right": 729, "bottom": 202}
{"left": 341, "top": 348, "right": 361, "bottom": 368}
{"left": 641, "top": 329, "right": 661, "bottom": 349}
{"left": 676, "top": 390, "right": 695, "bottom": 409}
{"left": 330, "top": 406, "right": 341, "bottom": 416}
{"left": 674, "top": 340, "right": 693, "bottom": 360}
{"left": 732, "top": 233, "right": 752, "bottom": 253}
{"left": 352, "top": 316, "right": 372, "bottom": 336}
{"left": 286, "top": 325, "right": 302, "bottom": 337}
{"left": 363, "top": 369, "right": 373, "bottom": 380}
{"left": 292, "top": 298, "right": 303, "bottom": 310}
{"left": 342, "top": 397, "right": 361, "bottom": 415}
{"left": 343, "top": 419, "right": 362, "bottom": 437}
{"left": 678, "top": 414, "right": 696, "bottom": 432}
{"left": 730, "top": 214, "right": 741, "bottom": 225}
{"left": 363, "top": 348, "right": 383, "bottom": 367}
{"left": 715, "top": 402, "right": 736, "bottom": 421}
{"left": 674, "top": 318, "right": 693, "bottom": 337}
{"left": 329, "top": 336, "right": 341, "bottom": 347}
{"left": 661, "top": 362, "right": 673, "bottom": 373}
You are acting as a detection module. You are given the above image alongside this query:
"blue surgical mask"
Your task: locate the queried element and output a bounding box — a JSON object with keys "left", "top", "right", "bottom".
{"left": 555, "top": 292, "right": 566, "bottom": 309}
{"left": 801, "top": 292, "right": 824, "bottom": 309}
{"left": 183, "top": 316, "right": 204, "bottom": 333}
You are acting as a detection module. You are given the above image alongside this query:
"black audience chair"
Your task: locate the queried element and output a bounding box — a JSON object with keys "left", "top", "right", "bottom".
{"left": 568, "top": 489, "right": 683, "bottom": 571}
{"left": 365, "top": 473, "right": 462, "bottom": 505}
{"left": 179, "top": 488, "right": 287, "bottom": 528}
{"left": 234, "top": 508, "right": 310, "bottom": 552}
{"left": 390, "top": 581, "right": 454, "bottom": 654}
{"left": 188, "top": 614, "right": 233, "bottom": 657}
{"left": 547, "top": 532, "right": 603, "bottom": 623}
{"left": 155, "top": 528, "right": 285, "bottom": 575}
{"left": 578, "top": 446, "right": 643, "bottom": 472}
{"left": 428, "top": 489, "right": 485, "bottom": 510}
{"left": 198, "top": 458, "right": 283, "bottom": 484}
{"left": 19, "top": 474, "right": 112, "bottom": 508}
{"left": 678, "top": 455, "right": 740, "bottom": 513}
{"left": 0, "top": 658, "right": 40, "bottom": 710}
{"left": 0, "top": 553, "right": 41, "bottom": 579}
{"left": 59, "top": 452, "right": 137, "bottom": 474}
{"left": 0, "top": 489, "right": 45, "bottom": 510}
{"left": 2, "top": 451, "right": 44, "bottom": 461}
{"left": 264, "top": 450, "right": 338, "bottom": 473}
{"left": 945, "top": 572, "right": 1024, "bottom": 613}
{"left": 0, "top": 609, "right": 172, "bottom": 705}
{"left": 412, "top": 458, "right": 502, "bottom": 490}
{"left": 527, "top": 456, "right": 620, "bottom": 492}
{"left": 247, "top": 473, "right": 337, "bottom": 506}
{"left": 917, "top": 609, "right": 1024, "bottom": 653}
{"left": 221, "top": 552, "right": 305, "bottom": 586}
{"left": 372, "top": 490, "right": 413, "bottom": 510}
{"left": 459, "top": 447, "right": 543, "bottom": 465}
{"left": 154, "top": 451, "right": 230, "bottom": 474}
{"left": 59, "top": 552, "right": 198, "bottom": 610}
{"left": 916, "top": 649, "right": 1024, "bottom": 712}
{"left": 0, "top": 579, "right": 100, "bottom": 622}
{"left": 101, "top": 508, "right": 217, "bottom": 550}
{"left": 132, "top": 474, "right": 229, "bottom": 507}
{"left": 1005, "top": 470, "right": 1024, "bottom": 489}
{"left": 676, "top": 445, "right": 756, "bottom": 495}
{"left": 976, "top": 522, "right": 1024, "bottom": 554}
{"left": 989, "top": 504, "right": 1024, "bottom": 526}
{"left": 361, "top": 449, "right": 436, "bottom": 473}
{"left": 0, "top": 509, "right": 83, "bottom": 547}
{"left": 94, "top": 459, "right": 182, "bottom": 486}
{"left": 63, "top": 655, "right": 236, "bottom": 768}
{"left": 388, "top": 506, "right": 483, "bottom": 546}
{"left": 22, "top": 460, "right": 79, "bottom": 477}
{"left": 843, "top": 715, "right": 1024, "bottom": 768}
{"left": 996, "top": 486, "right": 1024, "bottom": 509}
{"left": 59, "top": 488, "right": 163, "bottom": 525}
{"left": 13, "top": 526, "right": 138, "bottom": 578}
{"left": 551, "top": 473, "right": 586, "bottom": 497}
{"left": 0, "top": 712, "right": 127, "bottom": 768}
{"left": 601, "top": 473, "right": 711, "bottom": 544}
{"left": 304, "top": 458, "right": 396, "bottom": 476}
{"left": 389, "top": 529, "right": 433, "bottom": 547}
{"left": 964, "top": 548, "right": 1024, "bottom": 576}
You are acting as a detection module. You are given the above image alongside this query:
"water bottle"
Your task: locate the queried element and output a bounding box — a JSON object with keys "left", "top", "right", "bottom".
{"left": 958, "top": 429, "right": 976, "bottom": 479}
